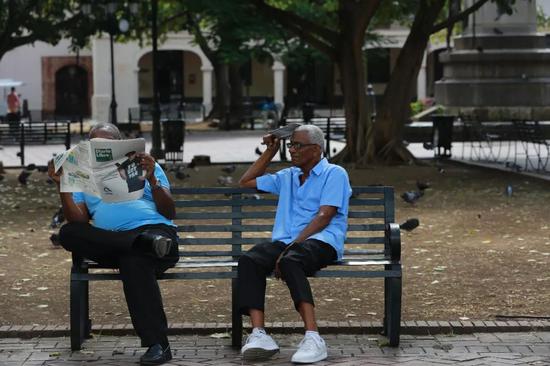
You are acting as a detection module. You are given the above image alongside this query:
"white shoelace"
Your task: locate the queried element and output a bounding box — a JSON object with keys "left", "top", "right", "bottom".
{"left": 245, "top": 331, "right": 264, "bottom": 345}
{"left": 297, "top": 335, "right": 322, "bottom": 352}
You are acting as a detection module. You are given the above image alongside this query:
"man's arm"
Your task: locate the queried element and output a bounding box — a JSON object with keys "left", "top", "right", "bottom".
{"left": 136, "top": 152, "right": 176, "bottom": 219}
{"left": 48, "top": 161, "right": 90, "bottom": 223}
{"left": 293, "top": 205, "right": 337, "bottom": 243}
{"left": 239, "top": 135, "right": 280, "bottom": 188}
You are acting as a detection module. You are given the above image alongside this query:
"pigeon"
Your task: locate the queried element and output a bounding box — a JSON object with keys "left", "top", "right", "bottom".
{"left": 221, "top": 164, "right": 236, "bottom": 175}
{"left": 174, "top": 166, "right": 189, "bottom": 180}
{"left": 243, "top": 194, "right": 260, "bottom": 200}
{"left": 401, "top": 190, "right": 424, "bottom": 204}
{"left": 17, "top": 168, "right": 33, "bottom": 185}
{"left": 416, "top": 181, "right": 431, "bottom": 191}
{"left": 49, "top": 233, "right": 61, "bottom": 246}
{"left": 400, "top": 218, "right": 420, "bottom": 232}
{"left": 505, "top": 162, "right": 522, "bottom": 172}
{"left": 50, "top": 207, "right": 65, "bottom": 228}
{"left": 255, "top": 147, "right": 262, "bottom": 156}
{"left": 217, "top": 176, "right": 233, "bottom": 186}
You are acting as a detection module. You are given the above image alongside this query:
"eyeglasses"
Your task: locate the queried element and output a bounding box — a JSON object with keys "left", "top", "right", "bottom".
{"left": 286, "top": 142, "right": 317, "bottom": 150}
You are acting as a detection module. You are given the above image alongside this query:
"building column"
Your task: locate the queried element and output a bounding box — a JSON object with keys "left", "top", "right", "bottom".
{"left": 272, "top": 61, "right": 285, "bottom": 106}
{"left": 201, "top": 66, "right": 213, "bottom": 116}
{"left": 416, "top": 51, "right": 427, "bottom": 100}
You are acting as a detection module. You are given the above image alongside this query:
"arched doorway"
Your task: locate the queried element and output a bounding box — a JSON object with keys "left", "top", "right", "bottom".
{"left": 138, "top": 50, "right": 203, "bottom": 109}
{"left": 55, "top": 65, "right": 89, "bottom": 117}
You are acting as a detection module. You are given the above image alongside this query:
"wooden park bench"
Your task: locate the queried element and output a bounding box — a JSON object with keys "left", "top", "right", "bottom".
{"left": 68, "top": 186, "right": 402, "bottom": 351}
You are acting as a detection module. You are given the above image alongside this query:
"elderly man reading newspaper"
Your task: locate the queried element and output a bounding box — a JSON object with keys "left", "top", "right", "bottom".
{"left": 48, "top": 123, "right": 177, "bottom": 365}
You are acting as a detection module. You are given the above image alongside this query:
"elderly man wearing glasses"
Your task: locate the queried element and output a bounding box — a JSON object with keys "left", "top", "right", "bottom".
{"left": 237, "top": 124, "right": 352, "bottom": 364}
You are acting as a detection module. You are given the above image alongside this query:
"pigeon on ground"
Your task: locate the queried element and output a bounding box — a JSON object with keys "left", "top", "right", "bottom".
{"left": 255, "top": 147, "right": 262, "bottom": 156}
{"left": 17, "top": 168, "right": 33, "bottom": 185}
{"left": 49, "top": 233, "right": 61, "bottom": 246}
{"left": 401, "top": 190, "right": 424, "bottom": 204}
{"left": 221, "top": 164, "right": 237, "bottom": 175}
{"left": 400, "top": 218, "right": 420, "bottom": 232}
{"left": 50, "top": 207, "right": 65, "bottom": 228}
{"left": 416, "top": 181, "right": 431, "bottom": 191}
{"left": 217, "top": 176, "right": 233, "bottom": 186}
{"left": 175, "top": 166, "right": 189, "bottom": 180}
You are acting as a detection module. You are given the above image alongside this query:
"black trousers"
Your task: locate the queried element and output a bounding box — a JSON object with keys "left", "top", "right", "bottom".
{"left": 237, "top": 239, "right": 336, "bottom": 316}
{"left": 59, "top": 222, "right": 179, "bottom": 347}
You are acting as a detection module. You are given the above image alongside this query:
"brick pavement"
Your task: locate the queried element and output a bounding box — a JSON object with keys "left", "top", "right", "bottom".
{"left": 1, "top": 332, "right": 550, "bottom": 365}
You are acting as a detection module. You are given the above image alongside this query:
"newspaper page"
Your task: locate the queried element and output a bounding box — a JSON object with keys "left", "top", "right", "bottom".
{"left": 53, "top": 138, "right": 147, "bottom": 203}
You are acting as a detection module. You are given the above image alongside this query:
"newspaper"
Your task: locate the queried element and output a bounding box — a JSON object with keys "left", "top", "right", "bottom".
{"left": 53, "top": 138, "right": 147, "bottom": 203}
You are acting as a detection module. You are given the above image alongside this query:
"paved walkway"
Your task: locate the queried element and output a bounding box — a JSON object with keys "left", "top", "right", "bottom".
{"left": 1, "top": 129, "right": 549, "bottom": 181}
{"left": 2, "top": 332, "right": 550, "bottom": 365}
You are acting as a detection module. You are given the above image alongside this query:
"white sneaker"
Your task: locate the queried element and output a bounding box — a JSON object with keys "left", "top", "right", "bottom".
{"left": 241, "top": 329, "right": 279, "bottom": 361}
{"left": 291, "top": 334, "right": 328, "bottom": 364}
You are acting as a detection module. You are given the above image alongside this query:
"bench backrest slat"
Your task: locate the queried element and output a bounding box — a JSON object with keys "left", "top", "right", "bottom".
{"left": 171, "top": 186, "right": 394, "bottom": 263}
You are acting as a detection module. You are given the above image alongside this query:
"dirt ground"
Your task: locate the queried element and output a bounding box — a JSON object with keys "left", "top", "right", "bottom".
{"left": 1, "top": 159, "right": 549, "bottom": 327}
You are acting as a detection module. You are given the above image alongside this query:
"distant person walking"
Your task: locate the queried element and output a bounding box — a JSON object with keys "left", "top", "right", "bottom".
{"left": 6, "top": 87, "right": 21, "bottom": 135}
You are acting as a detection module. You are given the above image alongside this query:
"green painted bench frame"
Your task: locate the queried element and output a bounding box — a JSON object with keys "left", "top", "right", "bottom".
{"left": 69, "top": 186, "right": 402, "bottom": 351}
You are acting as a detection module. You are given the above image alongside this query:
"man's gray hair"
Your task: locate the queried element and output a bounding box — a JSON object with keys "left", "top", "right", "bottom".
{"left": 89, "top": 123, "right": 122, "bottom": 139}
{"left": 294, "top": 124, "right": 325, "bottom": 152}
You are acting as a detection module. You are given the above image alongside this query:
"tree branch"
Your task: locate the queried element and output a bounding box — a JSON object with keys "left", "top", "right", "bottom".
{"left": 252, "top": 0, "right": 339, "bottom": 51}
{"left": 355, "top": 0, "right": 383, "bottom": 36}
{"left": 431, "top": 0, "right": 490, "bottom": 33}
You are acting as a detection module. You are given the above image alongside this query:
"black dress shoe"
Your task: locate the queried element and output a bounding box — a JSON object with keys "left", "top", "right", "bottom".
{"left": 134, "top": 233, "right": 173, "bottom": 258}
{"left": 140, "top": 344, "right": 172, "bottom": 365}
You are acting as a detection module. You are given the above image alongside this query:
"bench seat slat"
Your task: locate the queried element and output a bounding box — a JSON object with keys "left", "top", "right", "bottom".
{"left": 176, "top": 212, "right": 276, "bottom": 219}
{"left": 177, "top": 223, "right": 385, "bottom": 232}
{"left": 178, "top": 237, "right": 384, "bottom": 245}
{"left": 176, "top": 199, "right": 279, "bottom": 207}
{"left": 178, "top": 225, "right": 274, "bottom": 232}
{"left": 171, "top": 186, "right": 388, "bottom": 195}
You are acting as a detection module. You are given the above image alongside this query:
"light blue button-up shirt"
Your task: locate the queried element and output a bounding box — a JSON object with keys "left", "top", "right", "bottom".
{"left": 73, "top": 163, "right": 175, "bottom": 231}
{"left": 256, "top": 158, "right": 352, "bottom": 260}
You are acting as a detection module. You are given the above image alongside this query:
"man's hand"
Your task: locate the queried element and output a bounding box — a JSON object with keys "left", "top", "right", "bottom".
{"left": 262, "top": 134, "right": 280, "bottom": 150}
{"left": 47, "top": 159, "right": 62, "bottom": 186}
{"left": 274, "top": 242, "right": 297, "bottom": 280}
{"left": 136, "top": 152, "right": 156, "bottom": 180}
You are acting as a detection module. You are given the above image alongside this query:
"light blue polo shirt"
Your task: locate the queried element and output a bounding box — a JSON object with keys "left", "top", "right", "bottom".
{"left": 257, "top": 158, "right": 352, "bottom": 260}
{"left": 73, "top": 163, "right": 175, "bottom": 231}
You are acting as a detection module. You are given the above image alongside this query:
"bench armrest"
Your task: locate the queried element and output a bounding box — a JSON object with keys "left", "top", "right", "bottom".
{"left": 385, "top": 223, "right": 401, "bottom": 261}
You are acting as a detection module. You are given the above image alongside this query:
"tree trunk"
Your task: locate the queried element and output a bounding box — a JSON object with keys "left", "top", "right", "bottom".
{"left": 331, "top": 2, "right": 371, "bottom": 165}
{"left": 210, "top": 61, "right": 231, "bottom": 125}
{"left": 228, "top": 62, "right": 244, "bottom": 129}
{"left": 374, "top": 0, "right": 445, "bottom": 163}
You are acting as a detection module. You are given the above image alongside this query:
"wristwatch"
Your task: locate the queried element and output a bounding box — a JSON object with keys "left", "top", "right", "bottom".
{"left": 151, "top": 179, "right": 163, "bottom": 191}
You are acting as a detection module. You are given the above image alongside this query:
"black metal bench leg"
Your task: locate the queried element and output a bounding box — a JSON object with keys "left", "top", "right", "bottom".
{"left": 84, "top": 280, "right": 92, "bottom": 338}
{"left": 231, "top": 278, "right": 243, "bottom": 348}
{"left": 385, "top": 270, "right": 402, "bottom": 347}
{"left": 382, "top": 273, "right": 390, "bottom": 337}
{"left": 70, "top": 276, "right": 87, "bottom": 351}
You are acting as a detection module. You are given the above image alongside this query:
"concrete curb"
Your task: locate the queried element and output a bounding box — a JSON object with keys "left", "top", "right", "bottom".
{"left": 2, "top": 320, "right": 550, "bottom": 339}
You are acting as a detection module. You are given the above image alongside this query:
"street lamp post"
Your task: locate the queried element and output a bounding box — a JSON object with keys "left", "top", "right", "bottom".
{"left": 108, "top": 30, "right": 118, "bottom": 124}
{"left": 150, "top": 0, "right": 163, "bottom": 159}
{"left": 367, "top": 83, "right": 376, "bottom": 124}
